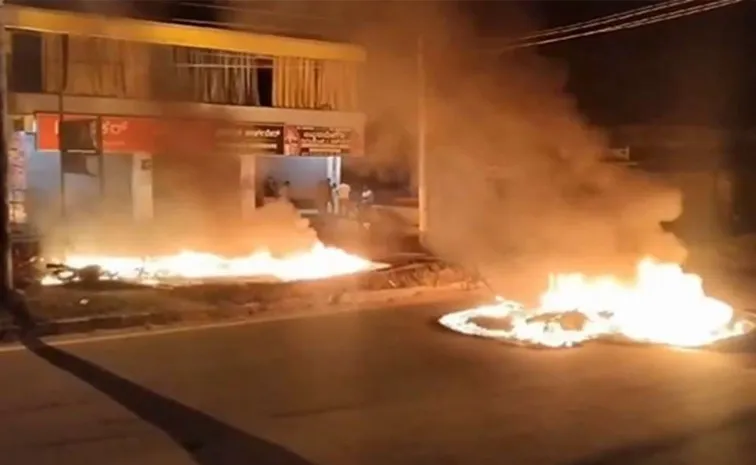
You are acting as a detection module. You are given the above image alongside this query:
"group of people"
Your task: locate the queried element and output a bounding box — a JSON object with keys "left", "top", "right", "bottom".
{"left": 316, "top": 178, "right": 374, "bottom": 218}
{"left": 261, "top": 175, "right": 374, "bottom": 218}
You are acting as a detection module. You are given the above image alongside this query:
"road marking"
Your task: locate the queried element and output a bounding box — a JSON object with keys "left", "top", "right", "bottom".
{"left": 0, "top": 308, "right": 366, "bottom": 354}
{"left": 0, "top": 292, "right": 479, "bottom": 355}
{"left": 0, "top": 318, "right": 277, "bottom": 354}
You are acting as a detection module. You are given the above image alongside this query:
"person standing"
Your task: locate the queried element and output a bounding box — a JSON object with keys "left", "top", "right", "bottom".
{"left": 336, "top": 181, "right": 352, "bottom": 216}
{"left": 329, "top": 179, "right": 337, "bottom": 214}
{"left": 316, "top": 179, "right": 331, "bottom": 215}
{"left": 278, "top": 180, "right": 291, "bottom": 201}
{"left": 263, "top": 176, "right": 278, "bottom": 205}
{"left": 358, "top": 184, "right": 375, "bottom": 226}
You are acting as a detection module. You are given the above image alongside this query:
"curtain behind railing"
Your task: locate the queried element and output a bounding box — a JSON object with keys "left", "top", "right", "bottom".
{"left": 274, "top": 57, "right": 360, "bottom": 111}
{"left": 172, "top": 48, "right": 260, "bottom": 106}
{"left": 41, "top": 34, "right": 262, "bottom": 106}
{"left": 42, "top": 34, "right": 151, "bottom": 98}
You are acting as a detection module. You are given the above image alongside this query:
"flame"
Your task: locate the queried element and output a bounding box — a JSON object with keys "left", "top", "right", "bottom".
{"left": 41, "top": 242, "right": 378, "bottom": 285}
{"left": 439, "top": 258, "right": 752, "bottom": 348}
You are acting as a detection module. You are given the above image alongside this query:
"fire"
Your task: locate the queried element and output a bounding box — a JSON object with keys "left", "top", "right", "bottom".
{"left": 41, "top": 242, "right": 378, "bottom": 285}
{"left": 439, "top": 258, "right": 752, "bottom": 348}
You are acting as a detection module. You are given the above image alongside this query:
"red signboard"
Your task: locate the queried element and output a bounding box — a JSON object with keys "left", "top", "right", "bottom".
{"left": 36, "top": 114, "right": 160, "bottom": 153}
{"left": 36, "top": 113, "right": 363, "bottom": 156}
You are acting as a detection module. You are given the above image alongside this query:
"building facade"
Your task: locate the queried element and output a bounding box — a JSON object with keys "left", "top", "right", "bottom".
{"left": 6, "top": 5, "right": 366, "bottom": 252}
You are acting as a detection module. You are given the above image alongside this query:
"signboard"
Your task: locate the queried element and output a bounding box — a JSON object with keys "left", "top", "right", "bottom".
{"left": 37, "top": 114, "right": 154, "bottom": 153}
{"left": 37, "top": 114, "right": 364, "bottom": 157}
{"left": 213, "top": 123, "right": 283, "bottom": 155}
{"left": 9, "top": 132, "right": 27, "bottom": 224}
{"left": 284, "top": 125, "right": 359, "bottom": 156}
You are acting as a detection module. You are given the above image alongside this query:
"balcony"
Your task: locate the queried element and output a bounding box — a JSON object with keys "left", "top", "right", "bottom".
{"left": 9, "top": 30, "right": 361, "bottom": 112}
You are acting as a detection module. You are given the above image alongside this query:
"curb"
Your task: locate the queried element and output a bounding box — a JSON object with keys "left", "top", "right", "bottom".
{"left": 0, "top": 282, "right": 486, "bottom": 343}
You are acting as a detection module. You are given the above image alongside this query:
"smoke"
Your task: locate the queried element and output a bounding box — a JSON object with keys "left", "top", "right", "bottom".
{"left": 47, "top": 1, "right": 686, "bottom": 299}
{"left": 52, "top": 199, "right": 318, "bottom": 258}
{"left": 269, "top": 0, "right": 685, "bottom": 302}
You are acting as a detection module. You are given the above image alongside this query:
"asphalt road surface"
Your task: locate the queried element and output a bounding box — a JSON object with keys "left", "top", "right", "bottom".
{"left": 1, "top": 302, "right": 756, "bottom": 465}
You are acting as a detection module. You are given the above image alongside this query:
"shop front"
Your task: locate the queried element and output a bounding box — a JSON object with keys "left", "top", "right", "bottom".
{"left": 257, "top": 124, "right": 361, "bottom": 210}
{"left": 33, "top": 113, "right": 155, "bottom": 252}
{"left": 31, "top": 113, "right": 363, "bottom": 250}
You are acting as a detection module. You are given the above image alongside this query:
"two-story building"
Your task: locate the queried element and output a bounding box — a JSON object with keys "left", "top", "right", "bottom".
{"left": 6, "top": 5, "right": 365, "bottom": 250}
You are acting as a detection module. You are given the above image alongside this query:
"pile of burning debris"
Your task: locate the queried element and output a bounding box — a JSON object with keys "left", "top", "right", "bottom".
{"left": 439, "top": 258, "right": 755, "bottom": 349}
{"left": 36, "top": 243, "right": 379, "bottom": 287}
{"left": 43, "top": 263, "right": 122, "bottom": 286}
{"left": 32, "top": 245, "right": 474, "bottom": 293}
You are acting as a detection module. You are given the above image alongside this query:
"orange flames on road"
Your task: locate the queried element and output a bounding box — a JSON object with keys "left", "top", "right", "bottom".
{"left": 440, "top": 258, "right": 752, "bottom": 348}
{"left": 41, "top": 242, "right": 378, "bottom": 285}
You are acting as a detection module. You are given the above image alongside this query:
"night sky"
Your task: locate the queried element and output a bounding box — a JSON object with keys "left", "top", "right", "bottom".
{"left": 14, "top": 0, "right": 756, "bottom": 128}
{"left": 532, "top": 1, "right": 756, "bottom": 128}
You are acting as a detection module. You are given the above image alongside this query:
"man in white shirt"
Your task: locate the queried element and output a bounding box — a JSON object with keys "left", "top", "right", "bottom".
{"left": 336, "top": 182, "right": 351, "bottom": 216}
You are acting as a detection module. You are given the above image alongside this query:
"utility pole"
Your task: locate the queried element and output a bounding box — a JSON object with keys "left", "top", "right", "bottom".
{"left": 0, "top": 0, "right": 14, "bottom": 297}
{"left": 417, "top": 34, "right": 428, "bottom": 246}
{"left": 58, "top": 36, "right": 67, "bottom": 225}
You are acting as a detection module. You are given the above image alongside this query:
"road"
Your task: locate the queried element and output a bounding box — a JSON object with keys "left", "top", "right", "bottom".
{"left": 1, "top": 302, "right": 756, "bottom": 465}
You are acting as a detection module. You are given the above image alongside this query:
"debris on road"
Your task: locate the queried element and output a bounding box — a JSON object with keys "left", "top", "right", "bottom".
{"left": 3, "top": 258, "right": 482, "bottom": 341}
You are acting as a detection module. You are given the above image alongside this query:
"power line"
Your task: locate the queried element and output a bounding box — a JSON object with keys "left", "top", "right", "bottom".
{"left": 503, "top": 0, "right": 743, "bottom": 50}
{"left": 169, "top": 0, "right": 743, "bottom": 57}
{"left": 510, "top": 0, "right": 700, "bottom": 42}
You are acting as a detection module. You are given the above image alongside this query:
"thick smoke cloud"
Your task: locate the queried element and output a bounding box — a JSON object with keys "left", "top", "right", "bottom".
{"left": 241, "top": 0, "right": 685, "bottom": 302}
{"left": 354, "top": 2, "right": 685, "bottom": 302}
{"left": 51, "top": 1, "right": 685, "bottom": 299}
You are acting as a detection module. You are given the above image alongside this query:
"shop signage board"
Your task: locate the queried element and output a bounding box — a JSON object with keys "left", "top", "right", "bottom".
{"left": 37, "top": 114, "right": 363, "bottom": 157}
{"left": 9, "top": 132, "right": 27, "bottom": 224}
{"left": 213, "top": 123, "right": 284, "bottom": 155}
{"left": 283, "top": 125, "right": 361, "bottom": 156}
{"left": 37, "top": 114, "right": 153, "bottom": 153}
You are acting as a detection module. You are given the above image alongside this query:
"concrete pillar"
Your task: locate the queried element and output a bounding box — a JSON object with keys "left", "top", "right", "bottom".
{"left": 240, "top": 154, "right": 257, "bottom": 217}
{"left": 132, "top": 152, "right": 153, "bottom": 221}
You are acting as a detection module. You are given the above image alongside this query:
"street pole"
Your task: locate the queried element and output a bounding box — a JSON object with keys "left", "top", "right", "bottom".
{"left": 0, "top": 0, "right": 14, "bottom": 297}
{"left": 58, "top": 37, "right": 67, "bottom": 224}
{"left": 417, "top": 34, "right": 428, "bottom": 246}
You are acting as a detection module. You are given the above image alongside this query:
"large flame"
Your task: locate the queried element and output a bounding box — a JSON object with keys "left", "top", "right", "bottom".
{"left": 42, "top": 242, "right": 378, "bottom": 285}
{"left": 439, "top": 258, "right": 752, "bottom": 348}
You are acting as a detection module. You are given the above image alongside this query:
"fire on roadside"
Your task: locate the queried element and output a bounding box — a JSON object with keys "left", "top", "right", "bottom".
{"left": 40, "top": 242, "right": 379, "bottom": 285}
{"left": 439, "top": 258, "right": 753, "bottom": 348}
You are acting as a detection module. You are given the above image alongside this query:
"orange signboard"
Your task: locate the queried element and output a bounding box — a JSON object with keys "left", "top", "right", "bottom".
{"left": 36, "top": 113, "right": 363, "bottom": 156}
{"left": 36, "top": 114, "right": 158, "bottom": 153}
{"left": 36, "top": 114, "right": 246, "bottom": 154}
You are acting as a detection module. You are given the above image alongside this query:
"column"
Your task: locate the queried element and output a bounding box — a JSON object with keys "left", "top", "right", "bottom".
{"left": 132, "top": 152, "right": 153, "bottom": 221}
{"left": 240, "top": 154, "right": 257, "bottom": 218}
